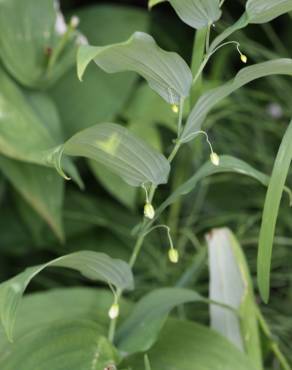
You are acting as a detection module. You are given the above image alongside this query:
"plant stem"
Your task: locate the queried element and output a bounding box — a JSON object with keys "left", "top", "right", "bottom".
{"left": 107, "top": 129, "right": 183, "bottom": 343}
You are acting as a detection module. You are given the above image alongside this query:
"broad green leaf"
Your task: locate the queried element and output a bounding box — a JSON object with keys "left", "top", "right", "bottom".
{"left": 124, "top": 319, "right": 257, "bottom": 370}
{"left": 181, "top": 59, "right": 292, "bottom": 141}
{"left": 0, "top": 320, "right": 118, "bottom": 370}
{"left": 153, "top": 155, "right": 286, "bottom": 222}
{"left": 0, "top": 251, "right": 134, "bottom": 340}
{"left": 163, "top": 0, "right": 222, "bottom": 29}
{"left": 0, "top": 157, "right": 64, "bottom": 241}
{"left": 50, "top": 4, "right": 149, "bottom": 137}
{"left": 116, "top": 288, "right": 205, "bottom": 354}
{"left": 258, "top": 119, "right": 292, "bottom": 303}
{"left": 207, "top": 228, "right": 262, "bottom": 369}
{"left": 77, "top": 32, "right": 192, "bottom": 105}
{"left": 89, "top": 160, "right": 137, "bottom": 210}
{"left": 0, "top": 68, "right": 56, "bottom": 164}
{"left": 53, "top": 123, "right": 170, "bottom": 187}
{"left": 246, "top": 0, "right": 292, "bottom": 24}
{"left": 0, "top": 0, "right": 78, "bottom": 88}
{"left": 0, "top": 288, "right": 131, "bottom": 369}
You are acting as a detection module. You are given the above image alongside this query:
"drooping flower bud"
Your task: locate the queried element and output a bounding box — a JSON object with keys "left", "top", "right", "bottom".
{"left": 172, "top": 104, "right": 179, "bottom": 114}
{"left": 210, "top": 152, "right": 220, "bottom": 166}
{"left": 108, "top": 303, "right": 119, "bottom": 320}
{"left": 144, "top": 202, "right": 155, "bottom": 220}
{"left": 168, "top": 248, "right": 179, "bottom": 263}
{"left": 240, "top": 54, "right": 247, "bottom": 64}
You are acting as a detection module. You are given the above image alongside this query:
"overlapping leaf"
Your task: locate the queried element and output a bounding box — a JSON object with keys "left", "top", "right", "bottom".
{"left": 116, "top": 288, "right": 205, "bottom": 354}
{"left": 0, "top": 0, "right": 78, "bottom": 88}
{"left": 181, "top": 59, "right": 292, "bottom": 142}
{"left": 124, "top": 319, "right": 257, "bottom": 370}
{"left": 0, "top": 251, "right": 134, "bottom": 341}
{"left": 52, "top": 123, "right": 170, "bottom": 187}
{"left": 77, "top": 32, "right": 192, "bottom": 105}
{"left": 153, "top": 155, "right": 288, "bottom": 222}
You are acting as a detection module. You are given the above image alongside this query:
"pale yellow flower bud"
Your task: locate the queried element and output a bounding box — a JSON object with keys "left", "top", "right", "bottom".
{"left": 70, "top": 15, "right": 80, "bottom": 28}
{"left": 168, "top": 248, "right": 179, "bottom": 263}
{"left": 108, "top": 303, "right": 119, "bottom": 320}
{"left": 240, "top": 54, "right": 247, "bottom": 64}
{"left": 210, "top": 152, "right": 220, "bottom": 166}
{"left": 144, "top": 202, "right": 155, "bottom": 220}
{"left": 172, "top": 104, "right": 179, "bottom": 114}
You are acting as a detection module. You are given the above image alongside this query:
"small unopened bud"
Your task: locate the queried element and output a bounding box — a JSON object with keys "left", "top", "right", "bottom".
{"left": 70, "top": 15, "right": 80, "bottom": 28}
{"left": 210, "top": 152, "right": 220, "bottom": 166}
{"left": 144, "top": 202, "right": 155, "bottom": 220}
{"left": 172, "top": 104, "right": 179, "bottom": 114}
{"left": 108, "top": 303, "right": 119, "bottom": 320}
{"left": 240, "top": 54, "right": 247, "bottom": 64}
{"left": 168, "top": 248, "right": 179, "bottom": 263}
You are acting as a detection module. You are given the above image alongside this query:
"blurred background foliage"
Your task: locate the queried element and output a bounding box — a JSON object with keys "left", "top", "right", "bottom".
{"left": 0, "top": 0, "right": 291, "bottom": 366}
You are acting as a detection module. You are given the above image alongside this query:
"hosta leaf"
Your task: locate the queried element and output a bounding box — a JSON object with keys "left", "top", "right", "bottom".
{"left": 53, "top": 123, "right": 170, "bottom": 187}
{"left": 163, "top": 0, "right": 222, "bottom": 29}
{"left": 77, "top": 32, "right": 192, "bottom": 105}
{"left": 258, "top": 119, "right": 292, "bottom": 303}
{"left": 181, "top": 59, "right": 292, "bottom": 141}
{"left": 0, "top": 251, "right": 134, "bottom": 341}
{"left": 0, "top": 157, "right": 64, "bottom": 241}
{"left": 0, "top": 320, "right": 119, "bottom": 370}
{"left": 207, "top": 228, "right": 262, "bottom": 369}
{"left": 116, "top": 288, "right": 205, "bottom": 355}
{"left": 0, "top": 0, "right": 78, "bottom": 88}
{"left": 153, "top": 155, "right": 285, "bottom": 222}
{"left": 124, "top": 319, "right": 257, "bottom": 370}
{"left": 50, "top": 4, "right": 149, "bottom": 138}
{"left": 246, "top": 0, "right": 292, "bottom": 24}
{"left": 0, "top": 288, "right": 132, "bottom": 369}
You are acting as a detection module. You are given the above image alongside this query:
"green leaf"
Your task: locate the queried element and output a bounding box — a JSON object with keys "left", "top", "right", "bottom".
{"left": 50, "top": 4, "right": 149, "bottom": 138}
{"left": 0, "top": 288, "right": 132, "bottom": 369}
{"left": 124, "top": 319, "right": 257, "bottom": 370}
{"left": 207, "top": 228, "right": 262, "bottom": 369}
{"left": 181, "top": 59, "right": 292, "bottom": 141}
{"left": 164, "top": 0, "right": 222, "bottom": 29}
{"left": 89, "top": 160, "right": 137, "bottom": 210}
{"left": 77, "top": 32, "right": 192, "bottom": 105}
{"left": 53, "top": 123, "right": 170, "bottom": 187}
{"left": 0, "top": 251, "right": 134, "bottom": 341}
{"left": 154, "top": 155, "right": 284, "bottom": 221}
{"left": 0, "top": 157, "right": 64, "bottom": 241}
{"left": 0, "top": 0, "right": 78, "bottom": 88}
{"left": 116, "top": 287, "right": 205, "bottom": 355}
{"left": 246, "top": 0, "right": 292, "bottom": 24}
{"left": 1, "top": 320, "right": 118, "bottom": 370}
{"left": 258, "top": 119, "right": 292, "bottom": 303}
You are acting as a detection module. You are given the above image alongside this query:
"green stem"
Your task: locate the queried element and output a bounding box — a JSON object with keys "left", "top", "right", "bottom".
{"left": 107, "top": 131, "right": 183, "bottom": 343}
{"left": 257, "top": 308, "right": 291, "bottom": 370}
